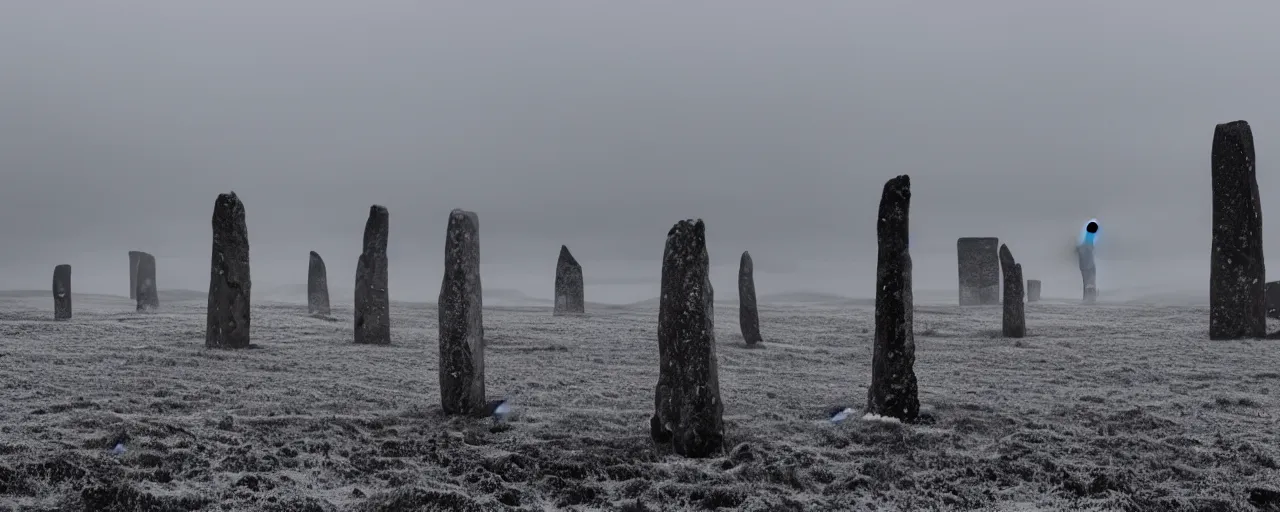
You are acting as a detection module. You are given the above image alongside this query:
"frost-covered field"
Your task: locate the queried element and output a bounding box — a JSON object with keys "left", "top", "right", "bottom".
{"left": 1, "top": 292, "right": 1278, "bottom": 511}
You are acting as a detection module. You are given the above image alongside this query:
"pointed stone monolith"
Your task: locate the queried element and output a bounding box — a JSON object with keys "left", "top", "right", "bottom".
{"left": 308, "top": 251, "right": 330, "bottom": 316}
{"left": 1210, "top": 120, "right": 1266, "bottom": 339}
{"left": 439, "top": 209, "right": 484, "bottom": 415}
{"left": 206, "top": 192, "right": 251, "bottom": 349}
{"left": 651, "top": 219, "right": 724, "bottom": 458}
{"left": 738, "top": 251, "right": 762, "bottom": 346}
{"left": 53, "top": 264, "right": 71, "bottom": 320}
{"left": 957, "top": 237, "right": 1000, "bottom": 305}
{"left": 354, "top": 205, "right": 390, "bottom": 345}
{"left": 866, "top": 175, "right": 918, "bottom": 422}
{"left": 128, "top": 251, "right": 142, "bottom": 300}
{"left": 999, "top": 244, "right": 1025, "bottom": 338}
{"left": 1026, "top": 279, "right": 1041, "bottom": 302}
{"left": 135, "top": 252, "right": 159, "bottom": 312}
{"left": 553, "top": 245, "right": 584, "bottom": 315}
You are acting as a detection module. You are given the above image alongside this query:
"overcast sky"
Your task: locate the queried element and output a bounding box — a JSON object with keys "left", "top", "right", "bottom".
{"left": 2, "top": 1, "right": 1278, "bottom": 303}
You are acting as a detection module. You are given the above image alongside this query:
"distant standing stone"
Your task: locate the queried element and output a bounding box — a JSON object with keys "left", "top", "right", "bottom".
{"left": 651, "top": 219, "right": 724, "bottom": 458}
{"left": 999, "top": 244, "right": 1026, "bottom": 338}
{"left": 1026, "top": 279, "right": 1042, "bottom": 302}
{"left": 438, "top": 209, "right": 485, "bottom": 415}
{"left": 553, "top": 245, "right": 585, "bottom": 315}
{"left": 866, "top": 175, "right": 919, "bottom": 423}
{"left": 957, "top": 237, "right": 1000, "bottom": 305}
{"left": 128, "top": 251, "right": 142, "bottom": 300}
{"left": 52, "top": 264, "right": 71, "bottom": 320}
{"left": 135, "top": 252, "right": 159, "bottom": 312}
{"left": 206, "top": 192, "right": 251, "bottom": 349}
{"left": 308, "top": 251, "right": 330, "bottom": 316}
{"left": 354, "top": 205, "right": 390, "bottom": 345}
{"left": 738, "top": 251, "right": 762, "bottom": 346}
{"left": 1078, "top": 242, "right": 1097, "bottom": 304}
{"left": 1210, "top": 120, "right": 1266, "bottom": 339}
{"left": 1265, "top": 281, "right": 1280, "bottom": 319}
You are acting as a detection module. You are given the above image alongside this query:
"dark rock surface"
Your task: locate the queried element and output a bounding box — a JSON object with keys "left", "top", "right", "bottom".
{"left": 553, "top": 245, "right": 584, "bottom": 316}
{"left": 308, "top": 251, "right": 330, "bottom": 316}
{"left": 651, "top": 219, "right": 724, "bottom": 458}
{"left": 128, "top": 251, "right": 142, "bottom": 300}
{"left": 1266, "top": 281, "right": 1280, "bottom": 319}
{"left": 738, "top": 251, "right": 762, "bottom": 346}
{"left": 1210, "top": 120, "right": 1266, "bottom": 339}
{"left": 206, "top": 192, "right": 251, "bottom": 349}
{"left": 354, "top": 205, "right": 390, "bottom": 345}
{"left": 1026, "top": 279, "right": 1042, "bottom": 302}
{"left": 135, "top": 252, "right": 159, "bottom": 312}
{"left": 999, "top": 244, "right": 1026, "bottom": 338}
{"left": 957, "top": 237, "right": 1000, "bottom": 305}
{"left": 52, "top": 264, "right": 71, "bottom": 320}
{"left": 439, "top": 209, "right": 485, "bottom": 415}
{"left": 866, "top": 175, "right": 918, "bottom": 423}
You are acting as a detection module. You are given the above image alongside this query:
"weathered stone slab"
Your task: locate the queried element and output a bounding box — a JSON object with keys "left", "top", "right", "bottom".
{"left": 1266, "top": 281, "right": 1280, "bottom": 319}
{"left": 553, "top": 245, "right": 584, "bottom": 315}
{"left": 439, "top": 209, "right": 485, "bottom": 415}
{"left": 651, "top": 219, "right": 724, "bottom": 458}
{"left": 206, "top": 192, "right": 251, "bottom": 349}
{"left": 738, "top": 251, "right": 762, "bottom": 346}
{"left": 1026, "top": 279, "right": 1041, "bottom": 302}
{"left": 308, "top": 251, "right": 330, "bottom": 316}
{"left": 866, "top": 175, "right": 918, "bottom": 422}
{"left": 135, "top": 252, "right": 159, "bottom": 312}
{"left": 1210, "top": 120, "right": 1266, "bottom": 339}
{"left": 128, "top": 251, "right": 142, "bottom": 300}
{"left": 53, "top": 264, "right": 71, "bottom": 320}
{"left": 957, "top": 237, "right": 1000, "bottom": 305}
{"left": 354, "top": 205, "right": 390, "bottom": 345}
{"left": 999, "top": 244, "right": 1025, "bottom": 338}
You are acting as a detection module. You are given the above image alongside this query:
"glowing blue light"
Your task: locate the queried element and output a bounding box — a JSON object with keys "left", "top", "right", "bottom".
{"left": 1079, "top": 218, "right": 1100, "bottom": 246}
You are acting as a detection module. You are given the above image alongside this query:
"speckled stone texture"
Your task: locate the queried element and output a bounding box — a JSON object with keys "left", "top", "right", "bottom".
{"left": 354, "top": 205, "right": 390, "bottom": 345}
{"left": 553, "top": 245, "right": 584, "bottom": 316}
{"left": 439, "top": 209, "right": 485, "bottom": 415}
{"left": 738, "top": 251, "right": 762, "bottom": 346}
{"left": 957, "top": 237, "right": 1000, "bottom": 306}
{"left": 206, "top": 192, "right": 251, "bottom": 349}
{"left": 308, "top": 251, "right": 330, "bottom": 316}
{"left": 866, "top": 175, "right": 918, "bottom": 423}
{"left": 52, "top": 264, "right": 71, "bottom": 320}
{"left": 135, "top": 252, "right": 159, "bottom": 312}
{"left": 1210, "top": 120, "right": 1266, "bottom": 340}
{"left": 999, "top": 244, "right": 1025, "bottom": 338}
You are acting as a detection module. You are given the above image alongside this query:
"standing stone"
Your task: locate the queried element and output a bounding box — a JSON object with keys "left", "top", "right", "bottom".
{"left": 651, "top": 219, "right": 724, "bottom": 458}
{"left": 52, "top": 264, "right": 71, "bottom": 320}
{"left": 128, "top": 251, "right": 142, "bottom": 300}
{"left": 354, "top": 205, "right": 390, "bottom": 345}
{"left": 1266, "top": 281, "right": 1280, "bottom": 319}
{"left": 1210, "top": 120, "right": 1266, "bottom": 339}
{"left": 1078, "top": 242, "right": 1098, "bottom": 304}
{"left": 206, "top": 192, "right": 251, "bottom": 349}
{"left": 308, "top": 251, "right": 330, "bottom": 316}
{"left": 553, "top": 245, "right": 585, "bottom": 315}
{"left": 999, "top": 244, "right": 1026, "bottom": 338}
{"left": 135, "top": 252, "right": 159, "bottom": 312}
{"left": 1026, "top": 279, "right": 1042, "bottom": 302}
{"left": 957, "top": 237, "right": 1000, "bottom": 305}
{"left": 738, "top": 251, "right": 763, "bottom": 346}
{"left": 866, "top": 175, "right": 918, "bottom": 422}
{"left": 438, "top": 209, "right": 484, "bottom": 415}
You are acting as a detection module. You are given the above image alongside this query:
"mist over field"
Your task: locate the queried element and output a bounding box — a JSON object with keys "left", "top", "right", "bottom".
{"left": 4, "top": 2, "right": 1280, "bottom": 305}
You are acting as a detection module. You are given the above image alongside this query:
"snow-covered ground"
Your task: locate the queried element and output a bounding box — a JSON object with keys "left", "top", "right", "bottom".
{"left": 0, "top": 291, "right": 1277, "bottom": 511}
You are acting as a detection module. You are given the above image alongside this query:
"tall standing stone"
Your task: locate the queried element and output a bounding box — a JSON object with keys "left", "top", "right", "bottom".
{"left": 206, "top": 192, "right": 251, "bottom": 349}
{"left": 999, "top": 244, "right": 1025, "bottom": 338}
{"left": 1210, "top": 120, "right": 1266, "bottom": 339}
{"left": 866, "top": 175, "right": 918, "bottom": 422}
{"left": 128, "top": 251, "right": 142, "bottom": 300}
{"left": 553, "top": 245, "right": 585, "bottom": 315}
{"left": 52, "top": 264, "right": 71, "bottom": 320}
{"left": 1078, "top": 242, "right": 1097, "bottom": 304}
{"left": 738, "top": 251, "right": 763, "bottom": 346}
{"left": 354, "top": 205, "right": 390, "bottom": 345}
{"left": 135, "top": 252, "right": 159, "bottom": 312}
{"left": 308, "top": 251, "right": 330, "bottom": 316}
{"left": 1026, "top": 279, "right": 1042, "bottom": 302}
{"left": 957, "top": 237, "right": 1000, "bottom": 305}
{"left": 1265, "top": 281, "right": 1280, "bottom": 319}
{"left": 651, "top": 219, "right": 724, "bottom": 458}
{"left": 439, "top": 209, "right": 484, "bottom": 415}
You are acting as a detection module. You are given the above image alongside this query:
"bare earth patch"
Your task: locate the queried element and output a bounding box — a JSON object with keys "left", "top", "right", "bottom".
{"left": 0, "top": 295, "right": 1276, "bottom": 511}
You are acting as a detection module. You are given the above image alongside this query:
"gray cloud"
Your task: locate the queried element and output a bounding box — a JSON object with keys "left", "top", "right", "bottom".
{"left": 2, "top": 1, "right": 1278, "bottom": 304}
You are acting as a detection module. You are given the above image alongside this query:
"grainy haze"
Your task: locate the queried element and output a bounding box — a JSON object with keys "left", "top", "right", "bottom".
{"left": 3, "top": 1, "right": 1279, "bottom": 303}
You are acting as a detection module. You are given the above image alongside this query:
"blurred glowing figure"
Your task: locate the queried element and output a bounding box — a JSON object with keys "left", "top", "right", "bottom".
{"left": 1077, "top": 219, "right": 1099, "bottom": 303}
{"left": 827, "top": 407, "right": 854, "bottom": 424}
